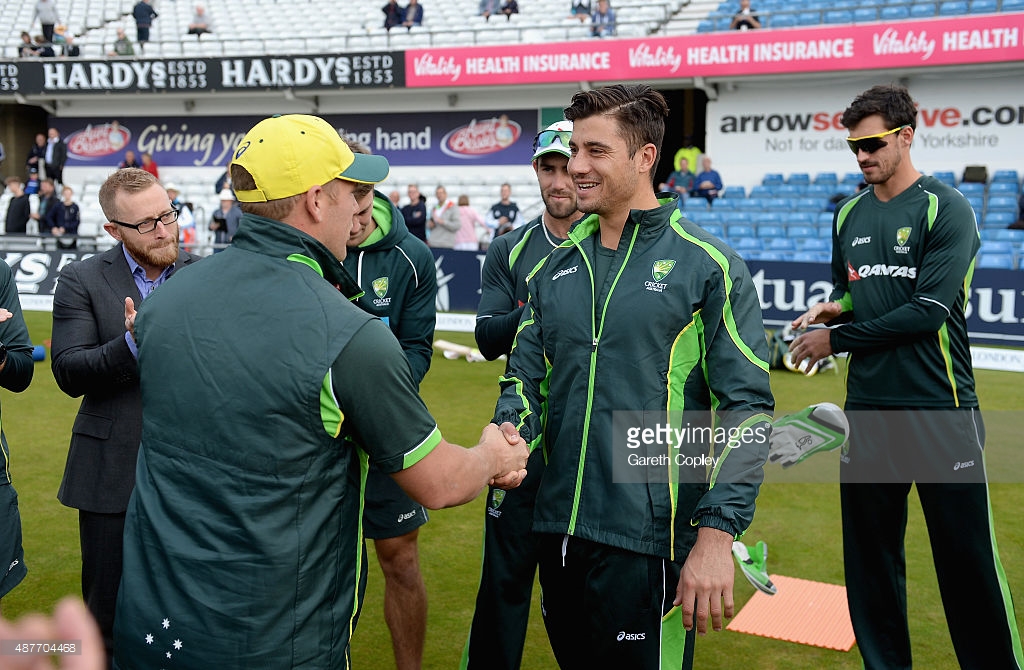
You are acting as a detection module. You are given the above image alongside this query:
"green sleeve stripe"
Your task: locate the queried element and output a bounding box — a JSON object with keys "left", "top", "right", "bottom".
{"left": 834, "top": 190, "right": 868, "bottom": 235}
{"left": 348, "top": 448, "right": 370, "bottom": 635}
{"left": 708, "top": 412, "right": 773, "bottom": 488}
{"left": 926, "top": 191, "right": 939, "bottom": 231}
{"left": 936, "top": 323, "right": 960, "bottom": 407}
{"left": 836, "top": 293, "right": 854, "bottom": 313}
{"left": 665, "top": 318, "right": 702, "bottom": 557}
{"left": 507, "top": 228, "right": 534, "bottom": 270}
{"left": 670, "top": 220, "right": 768, "bottom": 372}
{"left": 963, "top": 258, "right": 977, "bottom": 313}
{"left": 403, "top": 426, "right": 443, "bottom": 469}
{"left": 320, "top": 370, "right": 344, "bottom": 438}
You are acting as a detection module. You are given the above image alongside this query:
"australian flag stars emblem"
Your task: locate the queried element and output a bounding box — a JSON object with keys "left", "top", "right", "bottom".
{"left": 143, "top": 616, "right": 186, "bottom": 666}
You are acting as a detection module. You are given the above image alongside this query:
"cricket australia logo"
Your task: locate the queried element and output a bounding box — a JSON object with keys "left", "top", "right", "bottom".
{"left": 372, "top": 276, "right": 392, "bottom": 307}
{"left": 487, "top": 489, "right": 506, "bottom": 518}
{"left": 894, "top": 227, "right": 911, "bottom": 254}
{"left": 645, "top": 259, "right": 675, "bottom": 293}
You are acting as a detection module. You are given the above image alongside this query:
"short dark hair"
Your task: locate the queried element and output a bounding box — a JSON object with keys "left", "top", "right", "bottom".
{"left": 563, "top": 84, "right": 669, "bottom": 163}
{"left": 841, "top": 84, "right": 918, "bottom": 131}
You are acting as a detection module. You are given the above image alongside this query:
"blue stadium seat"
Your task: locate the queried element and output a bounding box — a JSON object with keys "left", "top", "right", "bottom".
{"left": 958, "top": 182, "right": 985, "bottom": 197}
{"left": 989, "top": 182, "right": 1020, "bottom": 196}
{"left": 1003, "top": 0, "right": 1024, "bottom": 10}
{"left": 824, "top": 9, "right": 854, "bottom": 22}
{"left": 735, "top": 199, "right": 761, "bottom": 211}
{"left": 968, "top": 0, "right": 997, "bottom": 13}
{"left": 722, "top": 185, "right": 747, "bottom": 199}
{"left": 712, "top": 197, "right": 736, "bottom": 210}
{"left": 819, "top": 226, "right": 833, "bottom": 238}
{"left": 765, "top": 238, "right": 797, "bottom": 251}
{"left": 991, "top": 228, "right": 1024, "bottom": 242}
{"left": 788, "top": 212, "right": 818, "bottom": 225}
{"left": 762, "top": 173, "right": 785, "bottom": 186}
{"left": 818, "top": 212, "right": 835, "bottom": 226}
{"left": 696, "top": 20, "right": 716, "bottom": 32}
{"left": 757, "top": 225, "right": 786, "bottom": 239}
{"left": 776, "top": 184, "right": 804, "bottom": 198}
{"left": 750, "top": 185, "right": 774, "bottom": 199}
{"left": 909, "top": 2, "right": 937, "bottom": 17}
{"left": 769, "top": 13, "right": 797, "bottom": 28}
{"left": 787, "top": 225, "right": 817, "bottom": 238}
{"left": 803, "top": 184, "right": 832, "bottom": 199}
{"left": 853, "top": 7, "right": 878, "bottom": 21}
{"left": 703, "top": 223, "right": 725, "bottom": 238}
{"left": 787, "top": 173, "right": 811, "bottom": 185}
{"left": 987, "top": 196, "right": 1019, "bottom": 213}
{"left": 939, "top": 1, "right": 969, "bottom": 16}
{"left": 793, "top": 198, "right": 825, "bottom": 213}
{"left": 751, "top": 212, "right": 784, "bottom": 225}
{"left": 983, "top": 212, "right": 1017, "bottom": 227}
{"left": 792, "top": 251, "right": 831, "bottom": 263}
{"left": 727, "top": 224, "right": 756, "bottom": 239}
{"left": 751, "top": 251, "right": 789, "bottom": 261}
{"left": 796, "top": 10, "right": 821, "bottom": 24}
{"left": 842, "top": 172, "right": 865, "bottom": 186}
{"left": 980, "top": 241, "right": 1015, "bottom": 254}
{"left": 763, "top": 199, "right": 792, "bottom": 212}
{"left": 991, "top": 169, "right": 1020, "bottom": 184}
{"left": 966, "top": 196, "right": 985, "bottom": 211}
{"left": 799, "top": 237, "right": 831, "bottom": 252}
{"left": 932, "top": 170, "right": 956, "bottom": 187}
{"left": 881, "top": 4, "right": 911, "bottom": 18}
{"left": 977, "top": 254, "right": 1015, "bottom": 270}
{"left": 722, "top": 211, "right": 752, "bottom": 224}
{"left": 731, "top": 237, "right": 763, "bottom": 251}
{"left": 814, "top": 172, "right": 838, "bottom": 186}
{"left": 687, "top": 209, "right": 721, "bottom": 224}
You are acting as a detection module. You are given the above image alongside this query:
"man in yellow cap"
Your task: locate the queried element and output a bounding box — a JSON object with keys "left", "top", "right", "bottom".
{"left": 112, "top": 114, "right": 528, "bottom": 669}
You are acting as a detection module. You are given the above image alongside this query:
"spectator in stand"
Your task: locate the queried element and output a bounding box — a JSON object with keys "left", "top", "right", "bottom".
{"left": 383, "top": 0, "right": 405, "bottom": 30}
{"left": 214, "top": 158, "right": 232, "bottom": 195}
{"left": 109, "top": 27, "right": 134, "bottom": 56}
{"left": 46, "top": 127, "right": 68, "bottom": 186}
{"left": 730, "top": 0, "right": 761, "bottom": 30}
{"left": 0, "top": 140, "right": 5, "bottom": 170}
{"left": 456, "top": 194, "right": 487, "bottom": 251}
{"left": 501, "top": 0, "right": 519, "bottom": 19}
{"left": 32, "top": 0, "right": 61, "bottom": 44}
{"left": 570, "top": 0, "right": 592, "bottom": 22}
{"left": 590, "top": 0, "right": 616, "bottom": 37}
{"left": 139, "top": 152, "right": 159, "bottom": 178}
{"left": 403, "top": 0, "right": 424, "bottom": 29}
{"left": 32, "top": 178, "right": 59, "bottom": 234}
{"left": 18, "top": 32, "right": 40, "bottom": 57}
{"left": 61, "top": 34, "right": 80, "bottom": 57}
{"left": 165, "top": 183, "right": 197, "bottom": 250}
{"left": 118, "top": 149, "right": 140, "bottom": 169}
{"left": 187, "top": 5, "right": 213, "bottom": 39}
{"left": 26, "top": 133, "right": 47, "bottom": 178}
{"left": 1010, "top": 193, "right": 1024, "bottom": 230}
{"left": 3, "top": 178, "right": 30, "bottom": 234}
{"left": 34, "top": 34, "right": 56, "bottom": 57}
{"left": 659, "top": 164, "right": 695, "bottom": 211}
{"left": 488, "top": 182, "right": 522, "bottom": 237}
{"left": 428, "top": 185, "right": 459, "bottom": 248}
{"left": 24, "top": 169, "right": 41, "bottom": 197}
{"left": 480, "top": 0, "right": 501, "bottom": 21}
{"left": 673, "top": 135, "right": 701, "bottom": 174}
{"left": 132, "top": 0, "right": 157, "bottom": 51}
{"left": 401, "top": 183, "right": 428, "bottom": 241}
{"left": 209, "top": 189, "right": 241, "bottom": 249}
{"left": 45, "top": 184, "right": 80, "bottom": 248}
{"left": 693, "top": 154, "right": 723, "bottom": 205}
{"left": 389, "top": 189, "right": 402, "bottom": 206}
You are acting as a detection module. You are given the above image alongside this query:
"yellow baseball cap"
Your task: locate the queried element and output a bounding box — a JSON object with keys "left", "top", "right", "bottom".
{"left": 231, "top": 114, "right": 390, "bottom": 203}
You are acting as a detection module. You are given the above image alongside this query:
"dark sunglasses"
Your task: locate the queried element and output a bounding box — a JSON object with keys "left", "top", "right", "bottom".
{"left": 533, "top": 129, "right": 572, "bottom": 153}
{"left": 846, "top": 125, "right": 907, "bottom": 155}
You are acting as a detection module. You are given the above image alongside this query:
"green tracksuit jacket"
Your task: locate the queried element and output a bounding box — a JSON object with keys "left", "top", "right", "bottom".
{"left": 343, "top": 191, "right": 436, "bottom": 385}
{"left": 494, "top": 197, "right": 774, "bottom": 560}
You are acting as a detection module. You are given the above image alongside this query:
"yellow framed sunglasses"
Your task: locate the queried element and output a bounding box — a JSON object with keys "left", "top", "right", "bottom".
{"left": 846, "top": 125, "right": 907, "bottom": 155}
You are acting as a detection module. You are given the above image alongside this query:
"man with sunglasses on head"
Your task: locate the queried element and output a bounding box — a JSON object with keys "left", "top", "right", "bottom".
{"left": 492, "top": 86, "right": 774, "bottom": 669}
{"left": 789, "top": 84, "right": 1022, "bottom": 670}
{"left": 462, "top": 120, "right": 580, "bottom": 670}
{"left": 50, "top": 168, "right": 201, "bottom": 664}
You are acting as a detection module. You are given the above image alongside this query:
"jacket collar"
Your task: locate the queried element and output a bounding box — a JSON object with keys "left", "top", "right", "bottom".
{"left": 568, "top": 195, "right": 681, "bottom": 247}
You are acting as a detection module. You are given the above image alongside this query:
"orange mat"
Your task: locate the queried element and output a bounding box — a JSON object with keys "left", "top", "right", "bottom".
{"left": 727, "top": 575, "right": 856, "bottom": 651}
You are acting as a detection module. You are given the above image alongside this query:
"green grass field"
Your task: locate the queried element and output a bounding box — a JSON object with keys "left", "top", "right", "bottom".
{"left": 3, "top": 314, "right": 1022, "bottom": 668}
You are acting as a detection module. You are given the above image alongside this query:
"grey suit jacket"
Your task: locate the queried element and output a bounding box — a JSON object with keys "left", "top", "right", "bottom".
{"left": 51, "top": 244, "right": 200, "bottom": 513}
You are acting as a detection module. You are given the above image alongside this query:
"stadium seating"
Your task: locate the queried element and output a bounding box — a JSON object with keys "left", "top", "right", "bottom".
{"left": 977, "top": 254, "right": 1016, "bottom": 270}
{"left": 987, "top": 196, "right": 1019, "bottom": 213}
{"left": 991, "top": 169, "right": 1021, "bottom": 185}
{"left": 881, "top": 4, "right": 912, "bottom": 19}
{"left": 982, "top": 212, "right": 1018, "bottom": 228}
{"left": 989, "top": 182, "right": 1020, "bottom": 196}
{"left": 968, "top": 0, "right": 998, "bottom": 13}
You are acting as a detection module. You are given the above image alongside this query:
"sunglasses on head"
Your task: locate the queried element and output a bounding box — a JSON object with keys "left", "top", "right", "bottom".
{"left": 533, "top": 129, "right": 572, "bottom": 152}
{"left": 846, "top": 125, "right": 907, "bottom": 155}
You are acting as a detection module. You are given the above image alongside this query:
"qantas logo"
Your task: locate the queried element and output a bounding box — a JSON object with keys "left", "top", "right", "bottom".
{"left": 847, "top": 262, "right": 861, "bottom": 282}
{"left": 857, "top": 264, "right": 918, "bottom": 279}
